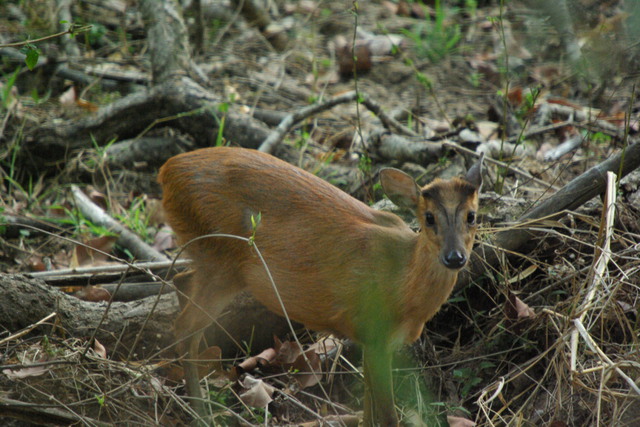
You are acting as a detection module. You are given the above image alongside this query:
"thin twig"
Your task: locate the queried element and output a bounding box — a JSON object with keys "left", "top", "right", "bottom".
{"left": 573, "top": 319, "right": 640, "bottom": 395}
{"left": 0, "top": 313, "right": 57, "bottom": 346}
{"left": 0, "top": 24, "right": 92, "bottom": 48}
{"left": 570, "top": 172, "right": 616, "bottom": 374}
{"left": 27, "top": 259, "right": 190, "bottom": 279}
{"left": 258, "top": 91, "right": 419, "bottom": 154}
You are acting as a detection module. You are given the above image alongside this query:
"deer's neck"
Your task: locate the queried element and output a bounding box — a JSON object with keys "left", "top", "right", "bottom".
{"left": 395, "top": 233, "right": 460, "bottom": 344}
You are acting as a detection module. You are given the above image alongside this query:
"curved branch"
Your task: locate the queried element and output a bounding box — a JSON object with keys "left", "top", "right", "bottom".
{"left": 459, "top": 138, "right": 640, "bottom": 289}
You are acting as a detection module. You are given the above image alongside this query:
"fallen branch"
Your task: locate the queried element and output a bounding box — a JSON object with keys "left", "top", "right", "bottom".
{"left": 22, "top": 77, "right": 271, "bottom": 172}
{"left": 0, "top": 396, "right": 105, "bottom": 427}
{"left": 0, "top": 274, "right": 178, "bottom": 359}
{"left": 460, "top": 138, "right": 640, "bottom": 288}
{"left": 258, "top": 91, "right": 417, "bottom": 154}
{"left": 29, "top": 259, "right": 189, "bottom": 280}
{"left": 70, "top": 185, "right": 168, "bottom": 262}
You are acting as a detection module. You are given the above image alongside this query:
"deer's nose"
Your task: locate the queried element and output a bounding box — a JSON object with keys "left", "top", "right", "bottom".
{"left": 442, "top": 250, "right": 467, "bottom": 269}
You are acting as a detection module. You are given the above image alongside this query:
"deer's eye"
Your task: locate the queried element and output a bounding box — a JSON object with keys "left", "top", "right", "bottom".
{"left": 467, "top": 211, "right": 476, "bottom": 225}
{"left": 425, "top": 212, "right": 435, "bottom": 226}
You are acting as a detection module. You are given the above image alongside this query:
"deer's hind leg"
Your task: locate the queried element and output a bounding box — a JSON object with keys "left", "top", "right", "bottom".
{"left": 173, "top": 267, "right": 244, "bottom": 418}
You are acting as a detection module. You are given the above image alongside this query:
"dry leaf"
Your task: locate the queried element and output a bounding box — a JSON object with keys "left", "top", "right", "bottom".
{"left": 616, "top": 300, "right": 634, "bottom": 313}
{"left": 76, "top": 98, "right": 99, "bottom": 112}
{"left": 365, "top": 33, "right": 404, "bottom": 56}
{"left": 93, "top": 339, "right": 107, "bottom": 358}
{"left": 152, "top": 225, "right": 175, "bottom": 252}
{"left": 308, "top": 336, "right": 339, "bottom": 357}
{"left": 3, "top": 364, "right": 49, "bottom": 379}
{"left": 291, "top": 348, "right": 322, "bottom": 388}
{"left": 336, "top": 42, "right": 372, "bottom": 77}
{"left": 72, "top": 235, "right": 118, "bottom": 267}
{"left": 59, "top": 86, "right": 77, "bottom": 106}
{"left": 273, "top": 337, "right": 323, "bottom": 388}
{"left": 236, "top": 347, "right": 277, "bottom": 374}
{"left": 506, "top": 265, "right": 537, "bottom": 285}
{"left": 25, "top": 255, "right": 46, "bottom": 272}
{"left": 505, "top": 291, "right": 535, "bottom": 322}
{"left": 88, "top": 189, "right": 108, "bottom": 210}
{"left": 274, "top": 335, "right": 301, "bottom": 364}
{"left": 195, "top": 346, "right": 224, "bottom": 380}
{"left": 297, "top": 414, "right": 360, "bottom": 427}
{"left": 238, "top": 375, "right": 275, "bottom": 407}
{"left": 515, "top": 297, "right": 535, "bottom": 320}
{"left": 507, "top": 86, "right": 523, "bottom": 106}
{"left": 283, "top": 0, "right": 318, "bottom": 15}
{"left": 447, "top": 415, "right": 476, "bottom": 427}
{"left": 74, "top": 285, "right": 111, "bottom": 302}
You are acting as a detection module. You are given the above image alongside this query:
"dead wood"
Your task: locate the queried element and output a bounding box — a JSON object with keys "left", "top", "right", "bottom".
{"left": 369, "top": 131, "right": 443, "bottom": 164}
{"left": 139, "top": 0, "right": 208, "bottom": 85}
{"left": 70, "top": 185, "right": 167, "bottom": 262}
{"left": 259, "top": 90, "right": 418, "bottom": 154}
{"left": 0, "top": 274, "right": 178, "bottom": 359}
{"left": 98, "top": 282, "right": 174, "bottom": 302}
{"left": 1, "top": 214, "right": 66, "bottom": 239}
{"left": 28, "top": 259, "right": 189, "bottom": 285}
{"left": 0, "top": 273, "right": 296, "bottom": 360}
{"left": 21, "top": 77, "right": 272, "bottom": 173}
{"left": 56, "top": 0, "right": 80, "bottom": 58}
{"left": 21, "top": 0, "right": 258, "bottom": 172}
{"left": 273, "top": 143, "right": 368, "bottom": 198}
{"left": 230, "top": 0, "right": 288, "bottom": 51}
{"left": 104, "top": 135, "right": 195, "bottom": 171}
{"left": 0, "top": 396, "right": 105, "bottom": 426}
{"left": 0, "top": 47, "right": 123, "bottom": 90}
{"left": 459, "top": 138, "right": 640, "bottom": 288}
{"left": 533, "top": 103, "right": 624, "bottom": 139}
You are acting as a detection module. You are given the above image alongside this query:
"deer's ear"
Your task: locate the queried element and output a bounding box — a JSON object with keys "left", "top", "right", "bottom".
{"left": 380, "top": 168, "right": 420, "bottom": 210}
{"left": 465, "top": 153, "right": 484, "bottom": 191}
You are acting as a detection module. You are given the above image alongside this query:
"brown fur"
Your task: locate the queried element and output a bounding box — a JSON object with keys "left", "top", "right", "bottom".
{"left": 159, "top": 147, "right": 482, "bottom": 426}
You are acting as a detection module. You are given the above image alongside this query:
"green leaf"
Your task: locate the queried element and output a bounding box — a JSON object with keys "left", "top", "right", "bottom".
{"left": 25, "top": 47, "right": 40, "bottom": 70}
{"left": 251, "top": 212, "right": 262, "bottom": 230}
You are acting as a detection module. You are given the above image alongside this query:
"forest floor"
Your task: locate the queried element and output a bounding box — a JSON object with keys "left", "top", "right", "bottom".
{"left": 1, "top": 0, "right": 639, "bottom": 426}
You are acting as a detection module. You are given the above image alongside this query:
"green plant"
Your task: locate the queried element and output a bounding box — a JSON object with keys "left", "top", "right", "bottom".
{"left": 294, "top": 130, "right": 311, "bottom": 150}
{"left": 1, "top": 21, "right": 90, "bottom": 69}
{"left": 22, "top": 44, "right": 40, "bottom": 70}
{"left": 590, "top": 131, "right": 612, "bottom": 145}
{"left": 453, "top": 361, "right": 495, "bottom": 398}
{"left": 468, "top": 71, "right": 481, "bottom": 88}
{"left": 464, "top": 0, "right": 478, "bottom": 17}
{"left": 1, "top": 68, "right": 20, "bottom": 110}
{"left": 95, "top": 394, "right": 105, "bottom": 407}
{"left": 115, "top": 197, "right": 153, "bottom": 243}
{"left": 515, "top": 87, "right": 541, "bottom": 120}
{"left": 391, "top": 364, "right": 473, "bottom": 425}
{"left": 401, "top": 0, "right": 462, "bottom": 63}
{"left": 86, "top": 22, "right": 107, "bottom": 47}
{"left": 41, "top": 336, "right": 61, "bottom": 357}
{"left": 248, "top": 212, "right": 261, "bottom": 245}
{"left": 215, "top": 94, "right": 235, "bottom": 147}
{"left": 81, "top": 136, "right": 117, "bottom": 170}
{"left": 358, "top": 152, "right": 372, "bottom": 175}
{"left": 0, "top": 206, "right": 5, "bottom": 235}
{"left": 47, "top": 204, "right": 115, "bottom": 237}
{"left": 30, "top": 86, "right": 51, "bottom": 105}
{"left": 205, "top": 383, "right": 273, "bottom": 424}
